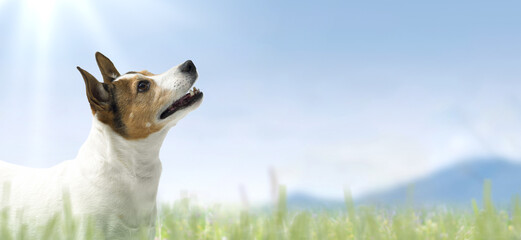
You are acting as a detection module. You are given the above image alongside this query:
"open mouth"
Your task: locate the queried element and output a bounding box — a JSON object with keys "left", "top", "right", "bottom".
{"left": 160, "top": 87, "right": 203, "bottom": 119}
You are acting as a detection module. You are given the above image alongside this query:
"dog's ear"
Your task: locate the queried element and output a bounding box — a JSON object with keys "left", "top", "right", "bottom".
{"left": 95, "top": 52, "right": 120, "bottom": 83}
{"left": 77, "top": 66, "right": 111, "bottom": 112}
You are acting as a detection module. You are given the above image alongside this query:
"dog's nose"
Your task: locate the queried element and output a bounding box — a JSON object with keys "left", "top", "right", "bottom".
{"left": 179, "top": 60, "right": 196, "bottom": 74}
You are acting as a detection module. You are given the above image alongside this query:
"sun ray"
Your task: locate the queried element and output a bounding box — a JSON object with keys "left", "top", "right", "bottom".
{"left": 4, "top": 0, "right": 44, "bottom": 163}
{"left": 20, "top": 0, "right": 58, "bottom": 164}
{"left": 4, "top": 0, "right": 119, "bottom": 163}
{"left": 3, "top": 0, "right": 119, "bottom": 164}
{"left": 71, "top": 0, "right": 124, "bottom": 64}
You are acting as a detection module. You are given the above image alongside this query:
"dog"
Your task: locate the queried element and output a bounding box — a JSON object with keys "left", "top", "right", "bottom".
{"left": 0, "top": 52, "right": 203, "bottom": 239}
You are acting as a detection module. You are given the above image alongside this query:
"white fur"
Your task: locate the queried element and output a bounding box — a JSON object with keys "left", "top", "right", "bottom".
{"left": 113, "top": 73, "right": 138, "bottom": 82}
{"left": 0, "top": 62, "right": 202, "bottom": 239}
{"left": 151, "top": 63, "right": 198, "bottom": 102}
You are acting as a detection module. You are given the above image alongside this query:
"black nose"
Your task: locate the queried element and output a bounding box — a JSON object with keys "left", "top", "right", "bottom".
{"left": 179, "top": 60, "right": 196, "bottom": 74}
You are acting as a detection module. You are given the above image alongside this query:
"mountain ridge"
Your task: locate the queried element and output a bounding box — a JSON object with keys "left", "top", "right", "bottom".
{"left": 287, "top": 157, "right": 521, "bottom": 208}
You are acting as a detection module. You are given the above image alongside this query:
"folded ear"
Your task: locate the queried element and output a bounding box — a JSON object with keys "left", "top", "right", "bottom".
{"left": 95, "top": 52, "right": 120, "bottom": 83}
{"left": 77, "top": 66, "right": 111, "bottom": 112}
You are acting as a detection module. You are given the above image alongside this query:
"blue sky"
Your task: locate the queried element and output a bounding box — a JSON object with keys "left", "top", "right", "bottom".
{"left": 0, "top": 0, "right": 521, "bottom": 204}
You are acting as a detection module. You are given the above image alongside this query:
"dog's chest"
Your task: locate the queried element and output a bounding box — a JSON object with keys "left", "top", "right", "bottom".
{"left": 67, "top": 161, "right": 161, "bottom": 228}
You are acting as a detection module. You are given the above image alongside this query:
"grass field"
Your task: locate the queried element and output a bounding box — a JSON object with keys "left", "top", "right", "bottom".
{"left": 2, "top": 181, "right": 521, "bottom": 239}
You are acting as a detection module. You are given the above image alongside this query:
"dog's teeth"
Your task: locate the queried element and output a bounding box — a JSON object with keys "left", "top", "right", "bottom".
{"left": 188, "top": 87, "right": 200, "bottom": 96}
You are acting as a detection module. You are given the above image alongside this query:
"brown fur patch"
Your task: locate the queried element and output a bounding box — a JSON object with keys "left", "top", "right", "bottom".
{"left": 139, "top": 70, "right": 155, "bottom": 76}
{"left": 96, "top": 74, "right": 173, "bottom": 140}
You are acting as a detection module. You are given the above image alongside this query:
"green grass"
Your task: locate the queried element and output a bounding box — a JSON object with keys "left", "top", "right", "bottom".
{"left": 2, "top": 180, "right": 521, "bottom": 239}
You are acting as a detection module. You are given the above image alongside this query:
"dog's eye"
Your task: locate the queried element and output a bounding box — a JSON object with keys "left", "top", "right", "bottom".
{"left": 137, "top": 80, "right": 150, "bottom": 93}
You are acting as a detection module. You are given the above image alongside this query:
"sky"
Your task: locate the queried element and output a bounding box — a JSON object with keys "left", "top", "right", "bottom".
{"left": 0, "top": 0, "right": 521, "bottom": 204}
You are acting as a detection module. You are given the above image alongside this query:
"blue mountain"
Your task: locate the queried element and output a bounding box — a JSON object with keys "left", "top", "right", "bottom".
{"left": 357, "top": 157, "right": 521, "bottom": 206}
{"left": 287, "top": 157, "right": 521, "bottom": 208}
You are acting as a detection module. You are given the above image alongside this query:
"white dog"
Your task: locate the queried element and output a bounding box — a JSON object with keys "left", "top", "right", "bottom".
{"left": 0, "top": 52, "right": 203, "bottom": 239}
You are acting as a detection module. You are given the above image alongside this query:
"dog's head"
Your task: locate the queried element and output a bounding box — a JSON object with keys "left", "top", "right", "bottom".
{"left": 77, "top": 52, "right": 203, "bottom": 139}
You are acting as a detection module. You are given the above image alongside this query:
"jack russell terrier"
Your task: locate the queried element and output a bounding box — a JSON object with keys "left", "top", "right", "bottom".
{"left": 0, "top": 52, "right": 203, "bottom": 239}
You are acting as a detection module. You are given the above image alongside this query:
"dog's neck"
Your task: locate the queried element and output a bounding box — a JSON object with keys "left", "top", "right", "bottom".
{"left": 77, "top": 116, "right": 167, "bottom": 177}
{"left": 75, "top": 116, "right": 167, "bottom": 226}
